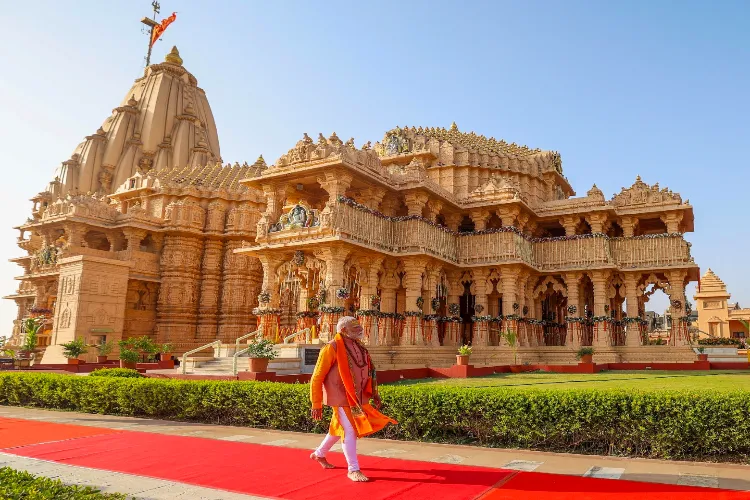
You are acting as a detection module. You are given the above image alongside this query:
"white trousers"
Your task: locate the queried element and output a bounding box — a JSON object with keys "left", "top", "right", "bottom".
{"left": 314, "top": 407, "right": 360, "bottom": 472}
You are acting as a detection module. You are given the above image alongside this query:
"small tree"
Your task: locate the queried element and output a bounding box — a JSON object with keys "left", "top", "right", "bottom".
{"left": 502, "top": 328, "right": 519, "bottom": 365}
{"left": 21, "top": 318, "right": 43, "bottom": 353}
{"left": 60, "top": 338, "right": 88, "bottom": 359}
{"left": 119, "top": 336, "right": 159, "bottom": 362}
{"left": 247, "top": 339, "right": 278, "bottom": 359}
{"left": 95, "top": 340, "right": 114, "bottom": 357}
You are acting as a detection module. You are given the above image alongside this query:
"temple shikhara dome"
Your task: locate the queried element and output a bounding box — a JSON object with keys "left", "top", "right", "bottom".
{"left": 5, "top": 47, "right": 701, "bottom": 368}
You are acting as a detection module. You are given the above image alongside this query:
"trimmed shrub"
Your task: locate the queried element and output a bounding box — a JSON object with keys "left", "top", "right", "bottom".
{"left": 89, "top": 368, "right": 143, "bottom": 378}
{"left": 2, "top": 373, "right": 750, "bottom": 461}
{"left": 0, "top": 467, "right": 128, "bottom": 499}
{"left": 698, "top": 338, "right": 742, "bottom": 346}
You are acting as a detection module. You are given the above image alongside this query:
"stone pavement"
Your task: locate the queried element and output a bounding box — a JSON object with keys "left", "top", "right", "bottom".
{"left": 1, "top": 405, "right": 749, "bottom": 498}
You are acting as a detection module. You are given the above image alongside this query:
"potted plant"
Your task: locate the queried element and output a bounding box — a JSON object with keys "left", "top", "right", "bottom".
{"left": 160, "top": 343, "right": 174, "bottom": 363}
{"left": 501, "top": 328, "right": 521, "bottom": 372}
{"left": 60, "top": 338, "right": 88, "bottom": 365}
{"left": 20, "top": 318, "right": 42, "bottom": 356}
{"left": 95, "top": 340, "right": 113, "bottom": 363}
{"left": 456, "top": 344, "right": 472, "bottom": 366}
{"left": 576, "top": 346, "right": 595, "bottom": 364}
{"left": 696, "top": 346, "right": 708, "bottom": 362}
{"left": 247, "top": 338, "right": 277, "bottom": 372}
{"left": 119, "top": 348, "right": 140, "bottom": 369}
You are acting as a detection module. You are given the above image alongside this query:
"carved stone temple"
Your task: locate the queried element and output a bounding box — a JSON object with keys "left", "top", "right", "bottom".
{"left": 6, "top": 47, "right": 700, "bottom": 366}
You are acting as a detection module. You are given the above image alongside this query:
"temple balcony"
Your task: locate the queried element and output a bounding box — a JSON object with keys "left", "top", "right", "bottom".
{"left": 247, "top": 201, "right": 697, "bottom": 275}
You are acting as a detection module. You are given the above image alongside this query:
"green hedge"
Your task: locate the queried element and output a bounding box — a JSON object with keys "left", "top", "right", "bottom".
{"left": 89, "top": 368, "right": 143, "bottom": 378}
{"left": 2, "top": 373, "right": 750, "bottom": 461}
{"left": 0, "top": 467, "right": 128, "bottom": 499}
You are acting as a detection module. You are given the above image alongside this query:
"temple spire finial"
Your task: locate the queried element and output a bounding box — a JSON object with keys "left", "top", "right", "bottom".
{"left": 165, "top": 46, "right": 183, "bottom": 66}
{"left": 450, "top": 121, "right": 458, "bottom": 131}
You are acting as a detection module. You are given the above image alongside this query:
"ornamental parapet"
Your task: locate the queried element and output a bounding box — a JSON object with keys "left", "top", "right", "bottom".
{"left": 249, "top": 199, "right": 696, "bottom": 273}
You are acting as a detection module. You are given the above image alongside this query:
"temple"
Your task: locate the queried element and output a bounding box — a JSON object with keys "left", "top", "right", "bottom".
{"left": 5, "top": 47, "right": 701, "bottom": 367}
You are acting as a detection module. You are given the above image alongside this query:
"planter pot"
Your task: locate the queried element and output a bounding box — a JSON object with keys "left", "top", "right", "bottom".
{"left": 120, "top": 360, "right": 137, "bottom": 369}
{"left": 698, "top": 354, "right": 708, "bottom": 361}
{"left": 456, "top": 355, "right": 469, "bottom": 366}
{"left": 580, "top": 354, "right": 593, "bottom": 364}
{"left": 161, "top": 353, "right": 172, "bottom": 362}
{"left": 67, "top": 358, "right": 81, "bottom": 365}
{"left": 249, "top": 357, "right": 270, "bottom": 373}
{"left": 96, "top": 356, "right": 108, "bottom": 364}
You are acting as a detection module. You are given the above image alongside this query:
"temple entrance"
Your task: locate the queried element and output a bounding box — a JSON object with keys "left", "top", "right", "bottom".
{"left": 460, "top": 282, "right": 475, "bottom": 344}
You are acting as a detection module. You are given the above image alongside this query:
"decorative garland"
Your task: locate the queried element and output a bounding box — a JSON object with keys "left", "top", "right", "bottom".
{"left": 474, "top": 303, "right": 484, "bottom": 314}
{"left": 439, "top": 316, "right": 463, "bottom": 323}
{"left": 567, "top": 305, "right": 577, "bottom": 315}
{"left": 416, "top": 296, "right": 424, "bottom": 310}
{"left": 423, "top": 314, "right": 441, "bottom": 321}
{"left": 320, "top": 305, "right": 345, "bottom": 314}
{"left": 448, "top": 303, "right": 460, "bottom": 316}
{"left": 337, "top": 196, "right": 688, "bottom": 242}
{"left": 404, "top": 310, "right": 423, "bottom": 317}
{"left": 258, "top": 291, "right": 271, "bottom": 304}
{"left": 472, "top": 315, "right": 494, "bottom": 322}
{"left": 671, "top": 299, "right": 682, "bottom": 310}
{"left": 504, "top": 314, "right": 521, "bottom": 321}
{"left": 431, "top": 297, "right": 441, "bottom": 312}
{"left": 355, "top": 309, "right": 380, "bottom": 317}
{"left": 253, "top": 307, "right": 281, "bottom": 316}
{"left": 336, "top": 288, "right": 350, "bottom": 300}
{"left": 370, "top": 295, "right": 381, "bottom": 310}
{"left": 296, "top": 311, "right": 319, "bottom": 319}
{"left": 522, "top": 305, "right": 529, "bottom": 316}
{"left": 317, "top": 289, "right": 328, "bottom": 304}
{"left": 307, "top": 296, "right": 320, "bottom": 311}
{"left": 513, "top": 303, "right": 520, "bottom": 312}
{"left": 29, "top": 307, "right": 53, "bottom": 316}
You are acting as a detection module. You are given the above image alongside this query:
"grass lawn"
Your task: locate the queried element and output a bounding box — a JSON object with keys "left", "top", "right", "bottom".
{"left": 386, "top": 370, "right": 750, "bottom": 391}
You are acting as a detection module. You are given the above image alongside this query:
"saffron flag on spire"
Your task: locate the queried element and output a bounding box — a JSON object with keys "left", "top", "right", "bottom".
{"left": 150, "top": 12, "right": 177, "bottom": 48}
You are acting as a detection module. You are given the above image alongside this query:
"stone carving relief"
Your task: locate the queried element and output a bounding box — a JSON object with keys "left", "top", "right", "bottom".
{"left": 268, "top": 202, "right": 320, "bottom": 233}
{"left": 611, "top": 176, "right": 682, "bottom": 207}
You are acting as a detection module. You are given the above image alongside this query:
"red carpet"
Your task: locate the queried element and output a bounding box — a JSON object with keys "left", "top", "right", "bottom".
{"left": 480, "top": 470, "right": 750, "bottom": 500}
{"left": 0, "top": 417, "right": 120, "bottom": 449}
{"left": 8, "top": 431, "right": 510, "bottom": 500}
{"left": 2, "top": 416, "right": 748, "bottom": 499}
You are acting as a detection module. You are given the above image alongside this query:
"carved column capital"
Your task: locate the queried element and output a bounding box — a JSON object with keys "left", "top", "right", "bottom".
{"left": 586, "top": 212, "right": 608, "bottom": 234}
{"left": 470, "top": 208, "right": 490, "bottom": 231}
{"left": 561, "top": 215, "right": 580, "bottom": 236}
{"left": 620, "top": 216, "right": 638, "bottom": 237}
{"left": 424, "top": 199, "right": 444, "bottom": 222}
{"left": 660, "top": 211, "right": 684, "bottom": 233}
{"left": 403, "top": 191, "right": 430, "bottom": 217}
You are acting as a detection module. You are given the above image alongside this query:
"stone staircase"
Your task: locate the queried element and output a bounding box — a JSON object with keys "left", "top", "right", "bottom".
{"left": 183, "top": 344, "right": 305, "bottom": 376}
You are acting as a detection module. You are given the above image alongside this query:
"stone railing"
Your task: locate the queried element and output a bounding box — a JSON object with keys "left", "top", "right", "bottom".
{"left": 270, "top": 203, "right": 695, "bottom": 272}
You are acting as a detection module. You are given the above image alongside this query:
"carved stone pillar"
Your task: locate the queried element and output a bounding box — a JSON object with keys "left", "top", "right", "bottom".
{"left": 591, "top": 271, "right": 611, "bottom": 347}
{"left": 218, "top": 241, "right": 260, "bottom": 342}
{"left": 380, "top": 196, "right": 400, "bottom": 217}
{"left": 425, "top": 267, "right": 441, "bottom": 346}
{"left": 620, "top": 217, "right": 637, "bottom": 237}
{"left": 156, "top": 235, "right": 204, "bottom": 343}
{"left": 358, "top": 257, "right": 383, "bottom": 346}
{"left": 444, "top": 269, "right": 462, "bottom": 346}
{"left": 496, "top": 206, "right": 520, "bottom": 228}
{"left": 586, "top": 213, "right": 608, "bottom": 234}
{"left": 470, "top": 208, "right": 489, "bottom": 232}
{"left": 404, "top": 192, "right": 429, "bottom": 217}
{"left": 517, "top": 212, "right": 530, "bottom": 233}
{"left": 561, "top": 215, "right": 579, "bottom": 237}
{"left": 360, "top": 187, "right": 387, "bottom": 211}
{"left": 401, "top": 258, "right": 427, "bottom": 345}
{"left": 500, "top": 268, "right": 520, "bottom": 345}
{"left": 424, "top": 199, "right": 444, "bottom": 223}
{"left": 564, "top": 272, "right": 581, "bottom": 349}
{"left": 623, "top": 274, "right": 642, "bottom": 346}
{"left": 196, "top": 238, "right": 224, "bottom": 340}
{"left": 122, "top": 228, "right": 147, "bottom": 252}
{"left": 472, "top": 269, "right": 490, "bottom": 346}
{"left": 315, "top": 246, "right": 351, "bottom": 343}
{"left": 64, "top": 223, "right": 85, "bottom": 248}
{"left": 318, "top": 171, "right": 353, "bottom": 208}
{"left": 661, "top": 212, "right": 684, "bottom": 234}
{"left": 667, "top": 270, "right": 688, "bottom": 346}
{"left": 444, "top": 213, "right": 463, "bottom": 232}
{"left": 378, "top": 260, "right": 399, "bottom": 346}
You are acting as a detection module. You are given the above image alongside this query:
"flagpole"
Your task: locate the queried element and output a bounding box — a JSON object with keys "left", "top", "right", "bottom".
{"left": 141, "top": 1, "right": 161, "bottom": 67}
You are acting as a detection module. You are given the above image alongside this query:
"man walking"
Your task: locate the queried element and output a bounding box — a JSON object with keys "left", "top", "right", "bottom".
{"left": 310, "top": 316, "right": 396, "bottom": 482}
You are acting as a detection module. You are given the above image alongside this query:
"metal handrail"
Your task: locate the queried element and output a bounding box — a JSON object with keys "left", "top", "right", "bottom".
{"left": 181, "top": 340, "right": 221, "bottom": 374}
{"left": 232, "top": 345, "right": 252, "bottom": 375}
{"left": 283, "top": 328, "right": 311, "bottom": 344}
{"left": 235, "top": 329, "right": 262, "bottom": 351}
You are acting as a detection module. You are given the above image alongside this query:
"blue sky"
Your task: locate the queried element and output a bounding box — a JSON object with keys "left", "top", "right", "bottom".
{"left": 0, "top": 0, "right": 748, "bottom": 332}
